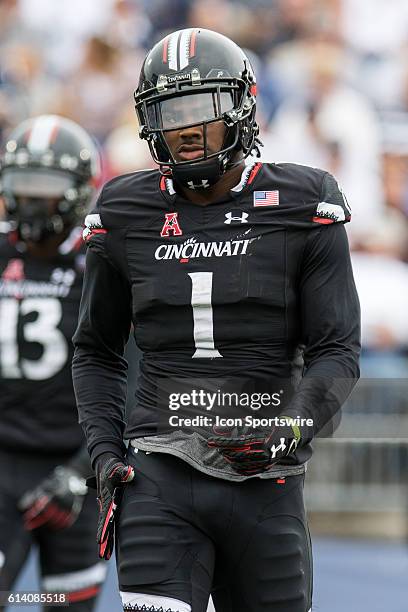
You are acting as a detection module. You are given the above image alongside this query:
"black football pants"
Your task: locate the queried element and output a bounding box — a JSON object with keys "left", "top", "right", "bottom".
{"left": 117, "top": 449, "right": 313, "bottom": 612}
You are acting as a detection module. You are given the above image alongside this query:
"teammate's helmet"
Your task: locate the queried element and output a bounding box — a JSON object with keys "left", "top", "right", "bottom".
{"left": 134, "top": 28, "right": 260, "bottom": 190}
{"left": 0, "top": 115, "right": 100, "bottom": 242}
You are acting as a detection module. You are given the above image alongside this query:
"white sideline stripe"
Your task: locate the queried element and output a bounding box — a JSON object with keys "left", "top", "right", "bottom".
{"left": 27, "top": 116, "right": 58, "bottom": 153}
{"left": 120, "top": 591, "right": 191, "bottom": 612}
{"left": 42, "top": 562, "right": 106, "bottom": 592}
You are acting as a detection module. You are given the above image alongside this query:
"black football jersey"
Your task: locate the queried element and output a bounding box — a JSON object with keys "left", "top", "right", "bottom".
{"left": 0, "top": 228, "right": 86, "bottom": 453}
{"left": 72, "top": 162, "right": 360, "bottom": 471}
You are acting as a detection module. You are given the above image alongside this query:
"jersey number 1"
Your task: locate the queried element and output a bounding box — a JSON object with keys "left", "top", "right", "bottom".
{"left": 188, "top": 272, "right": 222, "bottom": 358}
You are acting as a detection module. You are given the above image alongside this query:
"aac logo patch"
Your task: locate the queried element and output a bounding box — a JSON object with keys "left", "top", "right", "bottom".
{"left": 160, "top": 212, "right": 183, "bottom": 237}
{"left": 1, "top": 258, "right": 25, "bottom": 281}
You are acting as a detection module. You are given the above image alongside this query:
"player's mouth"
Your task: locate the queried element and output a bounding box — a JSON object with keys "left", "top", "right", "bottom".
{"left": 177, "top": 145, "right": 205, "bottom": 161}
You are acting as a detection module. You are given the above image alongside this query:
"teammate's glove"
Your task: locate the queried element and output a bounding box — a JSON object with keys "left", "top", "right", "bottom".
{"left": 18, "top": 466, "right": 88, "bottom": 531}
{"left": 94, "top": 453, "right": 135, "bottom": 561}
{"left": 207, "top": 417, "right": 302, "bottom": 476}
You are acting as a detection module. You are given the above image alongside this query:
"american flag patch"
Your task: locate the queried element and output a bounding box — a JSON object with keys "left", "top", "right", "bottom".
{"left": 253, "top": 191, "right": 279, "bottom": 207}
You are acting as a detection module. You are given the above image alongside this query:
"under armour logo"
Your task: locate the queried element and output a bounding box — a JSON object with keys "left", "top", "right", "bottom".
{"left": 224, "top": 211, "right": 249, "bottom": 225}
{"left": 270, "top": 438, "right": 287, "bottom": 459}
{"left": 187, "top": 179, "right": 209, "bottom": 190}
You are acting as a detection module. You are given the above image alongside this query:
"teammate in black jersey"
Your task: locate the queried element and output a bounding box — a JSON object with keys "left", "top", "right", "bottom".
{"left": 0, "top": 115, "right": 106, "bottom": 611}
{"left": 73, "top": 29, "right": 361, "bottom": 612}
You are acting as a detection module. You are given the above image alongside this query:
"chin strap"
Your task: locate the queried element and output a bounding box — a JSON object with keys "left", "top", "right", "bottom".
{"left": 171, "top": 155, "right": 225, "bottom": 190}
{"left": 171, "top": 151, "right": 247, "bottom": 192}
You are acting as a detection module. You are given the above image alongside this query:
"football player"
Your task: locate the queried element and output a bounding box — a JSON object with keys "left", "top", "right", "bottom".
{"left": 73, "top": 29, "right": 361, "bottom": 612}
{"left": 0, "top": 115, "right": 106, "bottom": 611}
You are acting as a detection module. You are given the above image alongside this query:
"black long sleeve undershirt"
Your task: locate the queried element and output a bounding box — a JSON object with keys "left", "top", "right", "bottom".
{"left": 72, "top": 246, "right": 132, "bottom": 466}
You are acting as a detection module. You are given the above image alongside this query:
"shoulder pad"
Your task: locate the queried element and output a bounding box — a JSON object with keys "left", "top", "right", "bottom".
{"left": 313, "top": 173, "right": 351, "bottom": 225}
{"left": 94, "top": 169, "right": 163, "bottom": 229}
{"left": 258, "top": 163, "right": 351, "bottom": 229}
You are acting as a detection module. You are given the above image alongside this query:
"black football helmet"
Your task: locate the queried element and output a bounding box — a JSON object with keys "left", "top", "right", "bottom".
{"left": 0, "top": 115, "right": 100, "bottom": 242}
{"left": 134, "top": 28, "right": 261, "bottom": 190}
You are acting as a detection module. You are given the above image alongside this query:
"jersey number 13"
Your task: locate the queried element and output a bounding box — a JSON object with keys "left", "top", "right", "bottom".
{"left": 0, "top": 297, "right": 68, "bottom": 380}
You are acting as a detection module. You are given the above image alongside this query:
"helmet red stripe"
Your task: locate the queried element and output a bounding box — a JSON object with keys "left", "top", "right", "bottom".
{"left": 49, "top": 122, "right": 60, "bottom": 144}
{"left": 189, "top": 29, "right": 197, "bottom": 57}
{"left": 24, "top": 128, "right": 32, "bottom": 144}
{"left": 162, "top": 36, "right": 169, "bottom": 63}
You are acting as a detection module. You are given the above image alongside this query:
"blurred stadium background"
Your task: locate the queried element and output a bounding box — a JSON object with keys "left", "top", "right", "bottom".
{"left": 1, "top": 0, "right": 408, "bottom": 610}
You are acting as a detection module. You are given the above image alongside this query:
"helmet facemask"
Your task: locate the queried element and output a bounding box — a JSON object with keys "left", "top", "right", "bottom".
{"left": 135, "top": 69, "right": 259, "bottom": 190}
{"left": 1, "top": 166, "right": 92, "bottom": 243}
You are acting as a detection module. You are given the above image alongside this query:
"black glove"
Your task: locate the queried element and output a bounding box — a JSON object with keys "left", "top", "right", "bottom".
{"left": 94, "top": 453, "right": 135, "bottom": 560}
{"left": 18, "top": 466, "right": 88, "bottom": 530}
{"left": 207, "top": 417, "right": 302, "bottom": 476}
